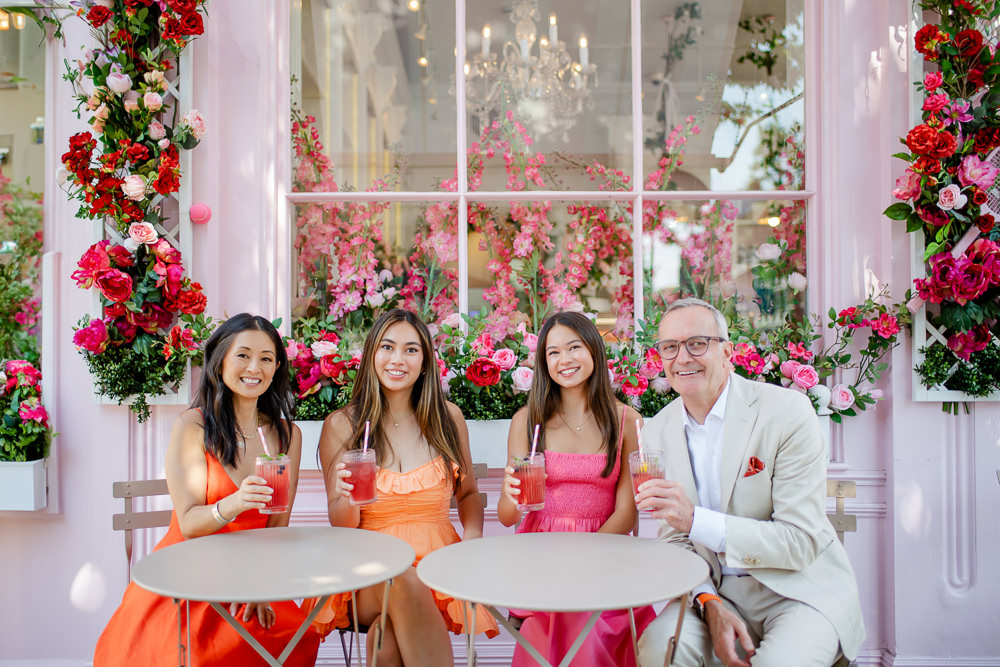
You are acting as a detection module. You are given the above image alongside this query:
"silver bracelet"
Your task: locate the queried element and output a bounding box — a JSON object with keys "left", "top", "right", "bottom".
{"left": 211, "top": 500, "right": 234, "bottom": 525}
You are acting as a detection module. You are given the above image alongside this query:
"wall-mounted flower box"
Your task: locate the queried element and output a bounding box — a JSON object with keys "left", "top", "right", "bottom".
{"left": 0, "top": 459, "right": 47, "bottom": 511}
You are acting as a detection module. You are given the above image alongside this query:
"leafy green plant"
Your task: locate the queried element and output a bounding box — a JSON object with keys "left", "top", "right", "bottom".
{"left": 0, "top": 360, "right": 52, "bottom": 462}
{"left": 0, "top": 174, "right": 43, "bottom": 364}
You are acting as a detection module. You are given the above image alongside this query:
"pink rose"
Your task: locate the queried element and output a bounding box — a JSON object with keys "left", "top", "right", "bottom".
{"left": 123, "top": 90, "right": 140, "bottom": 112}
{"left": 143, "top": 91, "right": 163, "bottom": 112}
{"left": 922, "top": 93, "right": 950, "bottom": 112}
{"left": 829, "top": 384, "right": 855, "bottom": 411}
{"left": 19, "top": 402, "right": 49, "bottom": 426}
{"left": 73, "top": 318, "right": 110, "bottom": 354}
{"left": 511, "top": 366, "right": 534, "bottom": 393}
{"left": 787, "top": 272, "right": 807, "bottom": 292}
{"left": 310, "top": 340, "right": 337, "bottom": 358}
{"left": 491, "top": 348, "right": 517, "bottom": 371}
{"left": 158, "top": 138, "right": 171, "bottom": 150}
{"left": 866, "top": 388, "right": 884, "bottom": 400}
{"left": 756, "top": 243, "right": 781, "bottom": 261}
{"left": 128, "top": 221, "right": 158, "bottom": 245}
{"left": 871, "top": 313, "right": 901, "bottom": 339}
{"left": 94, "top": 103, "right": 110, "bottom": 120}
{"left": 148, "top": 120, "right": 166, "bottom": 140}
{"left": 791, "top": 364, "right": 819, "bottom": 390}
{"left": 441, "top": 312, "right": 462, "bottom": 329}
{"left": 958, "top": 154, "right": 999, "bottom": 190}
{"left": 937, "top": 184, "right": 967, "bottom": 210}
{"left": 780, "top": 360, "right": 802, "bottom": 379}
{"left": 106, "top": 71, "right": 132, "bottom": 94}
{"left": 761, "top": 353, "right": 780, "bottom": 373}
{"left": 924, "top": 72, "right": 943, "bottom": 92}
{"left": 285, "top": 340, "right": 302, "bottom": 361}
{"left": 180, "top": 109, "right": 207, "bottom": 140}
{"left": 121, "top": 175, "right": 147, "bottom": 201}
{"left": 892, "top": 169, "right": 922, "bottom": 201}
{"left": 143, "top": 70, "right": 166, "bottom": 90}
{"left": 523, "top": 332, "right": 538, "bottom": 355}
{"left": 650, "top": 377, "right": 672, "bottom": 394}
{"left": 621, "top": 375, "right": 649, "bottom": 397}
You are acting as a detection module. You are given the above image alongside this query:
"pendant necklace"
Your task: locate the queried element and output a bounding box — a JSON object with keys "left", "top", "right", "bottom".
{"left": 237, "top": 411, "right": 262, "bottom": 448}
{"left": 559, "top": 410, "right": 589, "bottom": 432}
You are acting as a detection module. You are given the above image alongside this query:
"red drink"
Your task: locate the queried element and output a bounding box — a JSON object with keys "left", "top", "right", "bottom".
{"left": 513, "top": 453, "right": 545, "bottom": 511}
{"left": 255, "top": 455, "right": 291, "bottom": 514}
{"left": 628, "top": 450, "right": 663, "bottom": 506}
{"left": 343, "top": 449, "right": 378, "bottom": 506}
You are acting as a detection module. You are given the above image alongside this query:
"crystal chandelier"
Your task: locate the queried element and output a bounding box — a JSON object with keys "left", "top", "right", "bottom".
{"left": 465, "top": 0, "right": 597, "bottom": 141}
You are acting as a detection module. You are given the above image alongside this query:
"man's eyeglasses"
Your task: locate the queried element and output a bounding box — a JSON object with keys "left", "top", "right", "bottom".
{"left": 654, "top": 336, "right": 727, "bottom": 360}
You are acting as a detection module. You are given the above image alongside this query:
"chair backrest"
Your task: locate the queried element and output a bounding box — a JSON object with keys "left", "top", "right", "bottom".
{"left": 112, "top": 479, "right": 172, "bottom": 566}
{"left": 826, "top": 479, "right": 857, "bottom": 544}
{"left": 450, "top": 462, "right": 488, "bottom": 509}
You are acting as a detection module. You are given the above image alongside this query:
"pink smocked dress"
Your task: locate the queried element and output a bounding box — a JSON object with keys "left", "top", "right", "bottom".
{"left": 512, "top": 445, "right": 656, "bottom": 667}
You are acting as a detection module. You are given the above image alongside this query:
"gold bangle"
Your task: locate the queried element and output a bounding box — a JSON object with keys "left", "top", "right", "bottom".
{"left": 211, "top": 500, "right": 234, "bottom": 525}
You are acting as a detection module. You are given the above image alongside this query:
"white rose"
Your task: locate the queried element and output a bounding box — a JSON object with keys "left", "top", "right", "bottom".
{"left": 310, "top": 340, "right": 337, "bottom": 358}
{"left": 123, "top": 237, "right": 140, "bottom": 253}
{"left": 105, "top": 71, "right": 132, "bottom": 95}
{"left": 365, "top": 292, "right": 385, "bottom": 308}
{"left": 829, "top": 383, "right": 856, "bottom": 411}
{"left": 756, "top": 243, "right": 782, "bottom": 261}
{"left": 787, "top": 272, "right": 808, "bottom": 292}
{"left": 121, "top": 175, "right": 147, "bottom": 201}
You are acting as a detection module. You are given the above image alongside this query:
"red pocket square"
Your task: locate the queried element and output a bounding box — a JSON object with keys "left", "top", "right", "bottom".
{"left": 744, "top": 456, "right": 765, "bottom": 477}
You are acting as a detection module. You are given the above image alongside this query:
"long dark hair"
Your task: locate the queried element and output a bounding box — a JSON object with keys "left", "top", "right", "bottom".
{"left": 526, "top": 311, "right": 620, "bottom": 477}
{"left": 344, "top": 309, "right": 465, "bottom": 491}
{"left": 192, "top": 314, "right": 293, "bottom": 467}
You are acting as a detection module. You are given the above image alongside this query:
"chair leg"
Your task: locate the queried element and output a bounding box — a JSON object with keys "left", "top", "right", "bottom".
{"left": 340, "top": 630, "right": 354, "bottom": 665}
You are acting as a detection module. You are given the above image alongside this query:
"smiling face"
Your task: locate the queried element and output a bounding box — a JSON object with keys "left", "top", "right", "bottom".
{"left": 657, "top": 305, "right": 733, "bottom": 410}
{"left": 374, "top": 321, "right": 425, "bottom": 394}
{"left": 544, "top": 323, "right": 595, "bottom": 391}
{"left": 221, "top": 330, "right": 278, "bottom": 401}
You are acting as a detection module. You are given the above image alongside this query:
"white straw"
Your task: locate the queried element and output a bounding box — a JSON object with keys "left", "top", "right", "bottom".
{"left": 362, "top": 420, "right": 371, "bottom": 452}
{"left": 529, "top": 423, "right": 540, "bottom": 458}
{"left": 636, "top": 420, "right": 645, "bottom": 458}
{"left": 257, "top": 426, "right": 272, "bottom": 458}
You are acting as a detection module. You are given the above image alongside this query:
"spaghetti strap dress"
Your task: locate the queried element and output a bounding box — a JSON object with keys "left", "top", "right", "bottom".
{"left": 93, "top": 451, "right": 320, "bottom": 667}
{"left": 302, "top": 456, "right": 499, "bottom": 639}
{"left": 511, "top": 435, "right": 656, "bottom": 666}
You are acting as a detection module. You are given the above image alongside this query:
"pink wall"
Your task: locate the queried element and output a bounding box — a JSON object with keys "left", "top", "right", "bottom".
{"left": 1, "top": 2, "right": 998, "bottom": 664}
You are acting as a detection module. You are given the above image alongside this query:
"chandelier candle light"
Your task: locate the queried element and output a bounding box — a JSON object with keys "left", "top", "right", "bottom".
{"left": 466, "top": 0, "right": 596, "bottom": 140}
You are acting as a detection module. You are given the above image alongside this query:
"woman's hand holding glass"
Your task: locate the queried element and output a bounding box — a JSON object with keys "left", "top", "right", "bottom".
{"left": 331, "top": 461, "right": 354, "bottom": 500}
{"left": 501, "top": 465, "right": 522, "bottom": 505}
{"left": 223, "top": 474, "right": 273, "bottom": 517}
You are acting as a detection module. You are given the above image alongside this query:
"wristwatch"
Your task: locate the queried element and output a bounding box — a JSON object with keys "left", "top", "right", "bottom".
{"left": 693, "top": 592, "right": 721, "bottom": 620}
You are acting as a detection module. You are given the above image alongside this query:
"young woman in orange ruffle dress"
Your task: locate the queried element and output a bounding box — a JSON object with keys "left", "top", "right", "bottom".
{"left": 302, "top": 309, "right": 497, "bottom": 665}
{"left": 94, "top": 314, "right": 320, "bottom": 666}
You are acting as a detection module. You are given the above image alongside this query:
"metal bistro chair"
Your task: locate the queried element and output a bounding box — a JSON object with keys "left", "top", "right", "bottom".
{"left": 337, "top": 463, "right": 488, "bottom": 665}
{"left": 112, "top": 478, "right": 173, "bottom": 578}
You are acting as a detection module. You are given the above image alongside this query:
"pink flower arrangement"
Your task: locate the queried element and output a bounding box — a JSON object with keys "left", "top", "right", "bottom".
{"left": 0, "top": 360, "right": 52, "bottom": 462}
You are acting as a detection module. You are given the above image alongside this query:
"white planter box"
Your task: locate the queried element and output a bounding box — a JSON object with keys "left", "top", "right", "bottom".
{"left": 0, "top": 459, "right": 48, "bottom": 511}
{"left": 296, "top": 418, "right": 513, "bottom": 471}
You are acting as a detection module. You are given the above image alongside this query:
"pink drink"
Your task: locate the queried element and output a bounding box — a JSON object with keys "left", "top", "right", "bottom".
{"left": 512, "top": 453, "right": 545, "bottom": 511}
{"left": 343, "top": 449, "right": 378, "bottom": 506}
{"left": 255, "top": 455, "right": 290, "bottom": 514}
{"left": 628, "top": 450, "right": 663, "bottom": 501}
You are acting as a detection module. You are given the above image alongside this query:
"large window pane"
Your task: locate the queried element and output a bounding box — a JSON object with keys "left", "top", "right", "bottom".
{"left": 640, "top": 0, "right": 805, "bottom": 192}
{"left": 465, "top": 0, "right": 631, "bottom": 190}
{"left": 294, "top": 0, "right": 457, "bottom": 192}
{"left": 642, "top": 198, "right": 806, "bottom": 329}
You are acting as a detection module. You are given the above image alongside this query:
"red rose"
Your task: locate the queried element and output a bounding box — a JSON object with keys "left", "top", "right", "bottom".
{"left": 930, "top": 131, "right": 957, "bottom": 159}
{"left": 71, "top": 241, "right": 111, "bottom": 288}
{"left": 466, "top": 357, "right": 501, "bottom": 387}
{"left": 953, "top": 259, "right": 989, "bottom": 304}
{"left": 176, "top": 288, "right": 207, "bottom": 314}
{"left": 953, "top": 29, "right": 984, "bottom": 58}
{"left": 87, "top": 5, "right": 113, "bottom": 28}
{"left": 905, "top": 124, "right": 938, "bottom": 155}
{"left": 73, "top": 318, "right": 110, "bottom": 354}
{"left": 319, "top": 354, "right": 347, "bottom": 381}
{"left": 973, "top": 127, "right": 1000, "bottom": 154}
{"left": 161, "top": 17, "right": 183, "bottom": 40}
{"left": 114, "top": 319, "right": 137, "bottom": 344}
{"left": 914, "top": 24, "right": 947, "bottom": 59}
{"left": 152, "top": 166, "right": 180, "bottom": 195}
{"left": 177, "top": 11, "right": 204, "bottom": 36}
{"left": 968, "top": 66, "right": 985, "bottom": 90}
{"left": 95, "top": 269, "right": 134, "bottom": 303}
{"left": 972, "top": 188, "right": 988, "bottom": 205}
{"left": 126, "top": 143, "right": 150, "bottom": 163}
{"left": 912, "top": 155, "right": 941, "bottom": 174}
{"left": 106, "top": 243, "right": 135, "bottom": 268}
{"left": 166, "top": 0, "right": 198, "bottom": 12}
{"left": 977, "top": 214, "right": 995, "bottom": 233}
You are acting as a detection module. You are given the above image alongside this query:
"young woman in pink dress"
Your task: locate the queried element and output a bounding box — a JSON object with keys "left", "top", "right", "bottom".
{"left": 303, "top": 308, "right": 497, "bottom": 666}
{"left": 498, "top": 311, "right": 655, "bottom": 667}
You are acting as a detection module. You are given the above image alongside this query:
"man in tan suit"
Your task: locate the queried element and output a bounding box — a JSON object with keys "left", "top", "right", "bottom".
{"left": 635, "top": 298, "right": 864, "bottom": 667}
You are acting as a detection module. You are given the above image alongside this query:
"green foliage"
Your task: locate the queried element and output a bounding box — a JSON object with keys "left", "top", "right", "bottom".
{"left": 915, "top": 343, "right": 1000, "bottom": 398}
{"left": 0, "top": 360, "right": 52, "bottom": 462}
{"left": 448, "top": 376, "right": 527, "bottom": 421}
{"left": 0, "top": 175, "right": 43, "bottom": 364}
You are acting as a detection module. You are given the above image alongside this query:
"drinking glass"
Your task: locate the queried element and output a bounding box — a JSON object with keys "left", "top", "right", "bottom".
{"left": 512, "top": 453, "right": 546, "bottom": 511}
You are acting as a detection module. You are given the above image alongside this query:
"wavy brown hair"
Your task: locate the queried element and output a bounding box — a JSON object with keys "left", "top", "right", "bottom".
{"left": 193, "top": 314, "right": 293, "bottom": 468}
{"left": 343, "top": 309, "right": 465, "bottom": 491}
{"left": 526, "top": 311, "right": 620, "bottom": 477}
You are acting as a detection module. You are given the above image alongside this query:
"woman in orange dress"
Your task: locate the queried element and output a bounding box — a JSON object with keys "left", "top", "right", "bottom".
{"left": 303, "top": 308, "right": 498, "bottom": 665}
{"left": 93, "top": 314, "right": 320, "bottom": 666}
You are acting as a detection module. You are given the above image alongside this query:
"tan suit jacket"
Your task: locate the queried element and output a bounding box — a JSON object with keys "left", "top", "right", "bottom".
{"left": 645, "top": 374, "right": 865, "bottom": 660}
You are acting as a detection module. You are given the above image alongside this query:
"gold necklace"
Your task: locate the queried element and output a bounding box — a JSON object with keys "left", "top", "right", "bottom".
{"left": 237, "top": 410, "right": 262, "bottom": 448}
{"left": 388, "top": 410, "right": 415, "bottom": 428}
{"left": 559, "top": 410, "right": 590, "bottom": 432}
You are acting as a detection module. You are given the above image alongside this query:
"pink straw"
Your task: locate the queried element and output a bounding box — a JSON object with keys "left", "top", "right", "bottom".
{"left": 529, "top": 423, "right": 540, "bottom": 458}
{"left": 362, "top": 420, "right": 371, "bottom": 452}
{"left": 257, "top": 426, "right": 272, "bottom": 458}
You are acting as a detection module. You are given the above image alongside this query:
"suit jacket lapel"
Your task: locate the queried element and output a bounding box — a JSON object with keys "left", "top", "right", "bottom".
{"left": 719, "top": 376, "right": 759, "bottom": 512}
{"left": 665, "top": 406, "right": 699, "bottom": 506}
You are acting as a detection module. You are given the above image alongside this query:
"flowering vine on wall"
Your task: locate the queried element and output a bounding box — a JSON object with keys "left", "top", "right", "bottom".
{"left": 884, "top": 0, "right": 1000, "bottom": 400}
{"left": 54, "top": 0, "right": 214, "bottom": 421}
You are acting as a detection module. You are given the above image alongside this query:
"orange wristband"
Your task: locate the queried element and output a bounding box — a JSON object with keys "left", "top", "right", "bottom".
{"left": 694, "top": 593, "right": 721, "bottom": 619}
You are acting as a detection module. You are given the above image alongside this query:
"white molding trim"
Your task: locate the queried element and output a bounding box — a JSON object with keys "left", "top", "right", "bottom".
{"left": 889, "top": 658, "right": 1000, "bottom": 667}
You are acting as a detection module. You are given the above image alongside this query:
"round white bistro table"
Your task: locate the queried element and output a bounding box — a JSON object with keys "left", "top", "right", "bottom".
{"left": 417, "top": 532, "right": 709, "bottom": 667}
{"left": 131, "top": 526, "right": 415, "bottom": 667}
